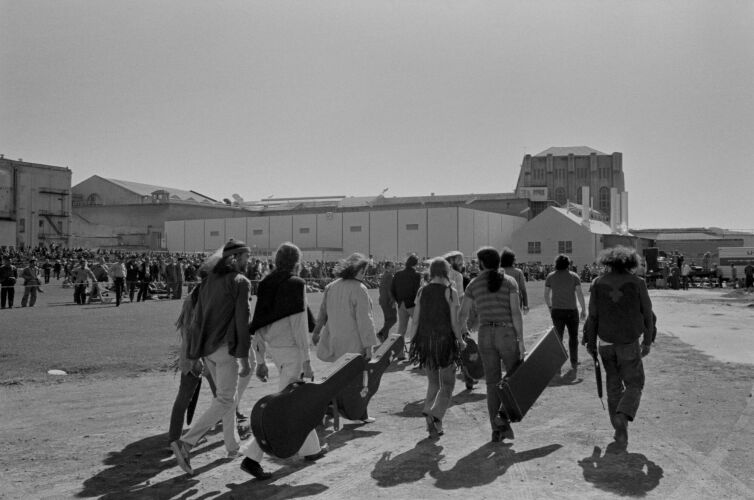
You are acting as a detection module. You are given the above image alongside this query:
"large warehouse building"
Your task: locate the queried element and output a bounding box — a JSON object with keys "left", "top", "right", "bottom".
{"left": 166, "top": 194, "right": 528, "bottom": 260}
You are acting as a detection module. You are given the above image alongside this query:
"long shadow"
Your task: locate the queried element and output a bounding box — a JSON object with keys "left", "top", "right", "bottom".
{"left": 321, "top": 424, "right": 381, "bottom": 454}
{"left": 76, "top": 432, "right": 223, "bottom": 498}
{"left": 392, "top": 399, "right": 426, "bottom": 418}
{"left": 548, "top": 373, "right": 584, "bottom": 387}
{"left": 578, "top": 442, "right": 663, "bottom": 497}
{"left": 450, "top": 389, "right": 487, "bottom": 406}
{"left": 432, "top": 442, "right": 563, "bottom": 489}
{"left": 371, "top": 438, "right": 444, "bottom": 487}
{"left": 214, "top": 482, "right": 328, "bottom": 500}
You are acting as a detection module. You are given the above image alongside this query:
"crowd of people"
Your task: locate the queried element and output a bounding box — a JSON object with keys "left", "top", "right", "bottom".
{"left": 166, "top": 238, "right": 655, "bottom": 481}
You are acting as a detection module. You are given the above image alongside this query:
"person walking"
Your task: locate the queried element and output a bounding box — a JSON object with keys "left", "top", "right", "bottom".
{"left": 0, "top": 256, "right": 17, "bottom": 309}
{"left": 137, "top": 258, "right": 151, "bottom": 302}
{"left": 584, "top": 246, "right": 654, "bottom": 447}
{"left": 544, "top": 254, "right": 587, "bottom": 376}
{"left": 110, "top": 256, "right": 127, "bottom": 306}
{"left": 501, "top": 247, "right": 529, "bottom": 315}
{"left": 125, "top": 256, "right": 139, "bottom": 302}
{"left": 71, "top": 260, "right": 97, "bottom": 305}
{"left": 20, "top": 258, "right": 42, "bottom": 307}
{"left": 170, "top": 240, "right": 253, "bottom": 476}
{"left": 376, "top": 261, "right": 397, "bottom": 341}
{"left": 236, "top": 242, "right": 327, "bottom": 480}
{"left": 408, "top": 257, "right": 466, "bottom": 438}
{"left": 313, "top": 253, "right": 379, "bottom": 423}
{"left": 458, "top": 247, "right": 524, "bottom": 442}
{"left": 390, "top": 254, "right": 422, "bottom": 360}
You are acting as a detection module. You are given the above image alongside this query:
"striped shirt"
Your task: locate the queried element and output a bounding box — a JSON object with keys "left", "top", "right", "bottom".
{"left": 464, "top": 270, "right": 519, "bottom": 324}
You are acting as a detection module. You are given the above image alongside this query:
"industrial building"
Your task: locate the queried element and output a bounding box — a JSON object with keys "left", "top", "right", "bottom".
{"left": 0, "top": 156, "right": 72, "bottom": 249}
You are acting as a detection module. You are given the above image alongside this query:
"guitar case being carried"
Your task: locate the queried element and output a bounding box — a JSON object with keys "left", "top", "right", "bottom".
{"left": 335, "top": 333, "right": 405, "bottom": 421}
{"left": 250, "top": 353, "right": 365, "bottom": 458}
{"left": 496, "top": 327, "right": 567, "bottom": 422}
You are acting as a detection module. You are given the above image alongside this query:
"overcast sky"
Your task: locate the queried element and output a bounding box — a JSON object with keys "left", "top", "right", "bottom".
{"left": 2, "top": 1, "right": 752, "bottom": 230}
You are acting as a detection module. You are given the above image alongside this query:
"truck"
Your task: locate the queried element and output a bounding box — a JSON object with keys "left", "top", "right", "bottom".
{"left": 718, "top": 247, "right": 754, "bottom": 280}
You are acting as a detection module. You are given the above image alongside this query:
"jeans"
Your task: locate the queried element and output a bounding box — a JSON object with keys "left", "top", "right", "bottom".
{"left": 21, "top": 285, "right": 37, "bottom": 307}
{"left": 181, "top": 345, "right": 241, "bottom": 454}
{"left": 168, "top": 371, "right": 202, "bottom": 443}
{"left": 599, "top": 342, "right": 645, "bottom": 421}
{"left": 377, "top": 302, "right": 397, "bottom": 340}
{"left": 1, "top": 285, "right": 14, "bottom": 308}
{"left": 241, "top": 346, "right": 321, "bottom": 461}
{"left": 550, "top": 308, "right": 580, "bottom": 367}
{"left": 137, "top": 281, "right": 149, "bottom": 302}
{"left": 478, "top": 324, "right": 520, "bottom": 430}
{"left": 113, "top": 277, "right": 125, "bottom": 306}
{"left": 397, "top": 303, "right": 414, "bottom": 336}
{"left": 74, "top": 284, "right": 87, "bottom": 305}
{"left": 174, "top": 282, "right": 183, "bottom": 300}
{"left": 423, "top": 364, "right": 456, "bottom": 421}
{"left": 127, "top": 280, "right": 137, "bottom": 301}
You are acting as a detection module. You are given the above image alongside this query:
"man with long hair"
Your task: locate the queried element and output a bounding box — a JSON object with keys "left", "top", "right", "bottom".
{"left": 585, "top": 246, "right": 654, "bottom": 447}
{"left": 390, "top": 254, "right": 422, "bottom": 360}
{"left": 458, "top": 247, "right": 524, "bottom": 442}
{"left": 170, "top": 240, "right": 252, "bottom": 476}
{"left": 236, "top": 242, "right": 327, "bottom": 479}
{"left": 544, "top": 254, "right": 586, "bottom": 377}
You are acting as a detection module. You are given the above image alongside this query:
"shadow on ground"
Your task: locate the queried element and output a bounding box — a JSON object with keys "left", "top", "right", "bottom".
{"left": 432, "top": 442, "right": 563, "bottom": 489}
{"left": 578, "top": 442, "right": 664, "bottom": 496}
{"left": 371, "top": 438, "right": 444, "bottom": 487}
{"left": 76, "top": 433, "right": 224, "bottom": 499}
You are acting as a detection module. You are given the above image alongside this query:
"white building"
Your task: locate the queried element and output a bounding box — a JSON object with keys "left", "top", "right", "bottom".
{"left": 511, "top": 206, "right": 615, "bottom": 267}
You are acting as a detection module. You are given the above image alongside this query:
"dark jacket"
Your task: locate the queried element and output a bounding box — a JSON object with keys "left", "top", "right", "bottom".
{"left": 391, "top": 267, "right": 422, "bottom": 308}
{"left": 0, "top": 264, "right": 17, "bottom": 285}
{"left": 188, "top": 271, "right": 251, "bottom": 359}
{"left": 378, "top": 270, "right": 395, "bottom": 306}
{"left": 588, "top": 273, "right": 654, "bottom": 346}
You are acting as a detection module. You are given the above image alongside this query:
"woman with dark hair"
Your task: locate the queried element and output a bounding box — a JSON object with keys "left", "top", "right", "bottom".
{"left": 585, "top": 246, "right": 654, "bottom": 446}
{"left": 408, "top": 257, "right": 466, "bottom": 437}
{"left": 312, "top": 253, "right": 379, "bottom": 423}
{"left": 458, "top": 246, "right": 524, "bottom": 442}
{"left": 500, "top": 247, "right": 528, "bottom": 314}
{"left": 236, "top": 242, "right": 326, "bottom": 479}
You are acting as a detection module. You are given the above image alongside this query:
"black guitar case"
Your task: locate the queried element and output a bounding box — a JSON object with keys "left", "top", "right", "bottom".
{"left": 250, "top": 353, "right": 365, "bottom": 458}
{"left": 335, "top": 333, "right": 405, "bottom": 421}
{"left": 497, "top": 327, "right": 567, "bottom": 422}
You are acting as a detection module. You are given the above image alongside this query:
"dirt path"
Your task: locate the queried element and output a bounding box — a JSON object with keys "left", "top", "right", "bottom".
{"left": 1, "top": 288, "right": 753, "bottom": 499}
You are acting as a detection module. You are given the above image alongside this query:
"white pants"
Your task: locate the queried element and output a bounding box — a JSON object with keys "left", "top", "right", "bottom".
{"left": 241, "top": 346, "right": 321, "bottom": 461}
{"left": 181, "top": 345, "right": 240, "bottom": 453}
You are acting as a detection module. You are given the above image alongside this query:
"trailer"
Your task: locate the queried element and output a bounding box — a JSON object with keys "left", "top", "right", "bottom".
{"left": 718, "top": 247, "right": 754, "bottom": 280}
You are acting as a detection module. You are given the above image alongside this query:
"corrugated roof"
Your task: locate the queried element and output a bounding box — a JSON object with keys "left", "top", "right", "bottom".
{"left": 551, "top": 207, "right": 615, "bottom": 235}
{"left": 105, "top": 178, "right": 218, "bottom": 203}
{"left": 535, "top": 146, "right": 606, "bottom": 157}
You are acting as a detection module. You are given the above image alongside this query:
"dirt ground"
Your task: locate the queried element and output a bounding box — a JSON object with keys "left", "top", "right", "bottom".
{"left": 1, "top": 282, "right": 753, "bottom": 499}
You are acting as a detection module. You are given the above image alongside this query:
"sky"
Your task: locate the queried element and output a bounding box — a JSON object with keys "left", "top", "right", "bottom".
{"left": 1, "top": 0, "right": 753, "bottom": 230}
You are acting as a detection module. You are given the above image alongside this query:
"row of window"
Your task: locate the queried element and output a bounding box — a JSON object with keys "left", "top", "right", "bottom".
{"left": 531, "top": 166, "right": 611, "bottom": 180}
{"left": 207, "top": 224, "right": 423, "bottom": 238}
{"left": 527, "top": 241, "right": 573, "bottom": 254}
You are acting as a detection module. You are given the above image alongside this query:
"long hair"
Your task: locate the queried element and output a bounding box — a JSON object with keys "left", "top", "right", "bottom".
{"left": 274, "top": 242, "right": 301, "bottom": 275}
{"left": 598, "top": 246, "right": 639, "bottom": 273}
{"left": 428, "top": 257, "right": 450, "bottom": 280}
{"left": 500, "top": 247, "right": 516, "bottom": 268}
{"left": 476, "top": 246, "right": 503, "bottom": 293}
{"left": 335, "top": 253, "right": 369, "bottom": 280}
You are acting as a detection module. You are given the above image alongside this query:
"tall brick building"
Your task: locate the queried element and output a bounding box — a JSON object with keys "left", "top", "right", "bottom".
{"left": 515, "top": 146, "right": 625, "bottom": 218}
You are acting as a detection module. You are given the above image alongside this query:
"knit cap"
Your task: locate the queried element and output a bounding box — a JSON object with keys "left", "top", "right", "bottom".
{"left": 222, "top": 239, "right": 250, "bottom": 258}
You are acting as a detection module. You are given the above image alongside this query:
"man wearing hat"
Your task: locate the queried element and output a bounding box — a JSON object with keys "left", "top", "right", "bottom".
{"left": 20, "top": 258, "right": 42, "bottom": 307}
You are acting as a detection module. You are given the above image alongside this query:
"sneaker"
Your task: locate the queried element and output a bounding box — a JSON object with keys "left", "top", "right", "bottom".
{"left": 491, "top": 430, "right": 503, "bottom": 443}
{"left": 432, "top": 418, "right": 444, "bottom": 437}
{"left": 170, "top": 440, "right": 194, "bottom": 475}
{"left": 500, "top": 423, "right": 515, "bottom": 440}
{"left": 423, "top": 413, "right": 434, "bottom": 433}
{"left": 240, "top": 457, "right": 272, "bottom": 480}
{"left": 304, "top": 443, "right": 329, "bottom": 461}
{"left": 361, "top": 417, "right": 376, "bottom": 424}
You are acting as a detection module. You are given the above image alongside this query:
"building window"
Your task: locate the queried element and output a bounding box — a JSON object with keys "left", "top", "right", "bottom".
{"left": 406, "top": 224, "right": 419, "bottom": 231}
{"left": 599, "top": 166, "right": 610, "bottom": 180}
{"left": 19, "top": 218, "right": 25, "bottom": 233}
{"left": 527, "top": 241, "right": 541, "bottom": 254}
{"left": 554, "top": 187, "right": 567, "bottom": 206}
{"left": 299, "top": 227, "right": 310, "bottom": 234}
{"left": 599, "top": 187, "right": 610, "bottom": 213}
{"left": 252, "top": 229, "right": 264, "bottom": 236}
{"left": 350, "top": 226, "right": 362, "bottom": 232}
{"left": 533, "top": 168, "right": 545, "bottom": 183}
{"left": 86, "top": 193, "right": 102, "bottom": 206}
{"left": 558, "top": 240, "right": 573, "bottom": 254}
{"left": 576, "top": 186, "right": 583, "bottom": 204}
{"left": 209, "top": 231, "right": 220, "bottom": 237}
{"left": 577, "top": 166, "right": 588, "bottom": 180}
